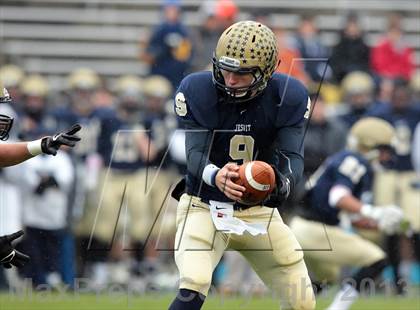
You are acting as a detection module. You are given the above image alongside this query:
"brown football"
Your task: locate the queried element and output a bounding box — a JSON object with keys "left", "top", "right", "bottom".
{"left": 234, "top": 161, "right": 276, "bottom": 205}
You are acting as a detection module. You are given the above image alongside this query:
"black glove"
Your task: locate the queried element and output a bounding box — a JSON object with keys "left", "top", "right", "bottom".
{"left": 34, "top": 175, "right": 59, "bottom": 195}
{"left": 0, "top": 230, "right": 30, "bottom": 269}
{"left": 41, "top": 124, "right": 82, "bottom": 156}
{"left": 264, "top": 165, "right": 291, "bottom": 208}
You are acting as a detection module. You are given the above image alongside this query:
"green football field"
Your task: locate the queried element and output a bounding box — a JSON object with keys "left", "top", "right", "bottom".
{"left": 1, "top": 293, "right": 419, "bottom": 310}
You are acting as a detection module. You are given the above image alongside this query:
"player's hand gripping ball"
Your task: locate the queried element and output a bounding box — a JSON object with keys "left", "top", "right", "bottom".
{"left": 234, "top": 161, "right": 276, "bottom": 205}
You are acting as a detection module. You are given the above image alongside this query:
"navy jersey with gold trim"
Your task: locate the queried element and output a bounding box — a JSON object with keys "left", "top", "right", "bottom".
{"left": 174, "top": 71, "right": 309, "bottom": 203}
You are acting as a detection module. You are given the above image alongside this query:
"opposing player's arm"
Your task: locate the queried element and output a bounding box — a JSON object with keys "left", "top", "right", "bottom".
{"left": 0, "top": 230, "right": 30, "bottom": 269}
{"left": 0, "top": 142, "right": 34, "bottom": 167}
{"left": 0, "top": 123, "right": 81, "bottom": 168}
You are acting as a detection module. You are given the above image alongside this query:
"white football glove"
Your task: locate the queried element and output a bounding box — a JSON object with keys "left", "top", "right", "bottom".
{"left": 360, "top": 204, "right": 404, "bottom": 235}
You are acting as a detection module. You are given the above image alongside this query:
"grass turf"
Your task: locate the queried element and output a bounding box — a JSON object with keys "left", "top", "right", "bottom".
{"left": 0, "top": 292, "right": 419, "bottom": 310}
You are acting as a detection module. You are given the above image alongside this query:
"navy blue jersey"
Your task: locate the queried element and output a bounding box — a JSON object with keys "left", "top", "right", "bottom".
{"left": 143, "top": 111, "right": 178, "bottom": 168}
{"left": 50, "top": 106, "right": 114, "bottom": 160}
{"left": 338, "top": 107, "right": 369, "bottom": 129}
{"left": 147, "top": 22, "right": 193, "bottom": 88}
{"left": 304, "top": 150, "right": 373, "bottom": 226}
{"left": 174, "top": 71, "right": 309, "bottom": 203}
{"left": 96, "top": 111, "right": 146, "bottom": 171}
{"left": 367, "top": 103, "right": 420, "bottom": 171}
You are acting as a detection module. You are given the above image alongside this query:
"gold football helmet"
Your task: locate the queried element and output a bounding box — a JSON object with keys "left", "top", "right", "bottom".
{"left": 115, "top": 74, "right": 143, "bottom": 99}
{"left": 0, "top": 64, "right": 24, "bottom": 88}
{"left": 115, "top": 74, "right": 144, "bottom": 117}
{"left": 347, "top": 117, "right": 396, "bottom": 161}
{"left": 143, "top": 75, "right": 173, "bottom": 114}
{"left": 67, "top": 68, "right": 100, "bottom": 90}
{"left": 341, "top": 71, "right": 374, "bottom": 96}
{"left": 21, "top": 74, "right": 49, "bottom": 97}
{"left": 212, "top": 20, "right": 279, "bottom": 102}
{"left": 143, "top": 75, "right": 173, "bottom": 99}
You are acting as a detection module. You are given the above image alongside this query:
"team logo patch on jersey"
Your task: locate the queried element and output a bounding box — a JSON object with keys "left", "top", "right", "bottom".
{"left": 175, "top": 92, "right": 187, "bottom": 116}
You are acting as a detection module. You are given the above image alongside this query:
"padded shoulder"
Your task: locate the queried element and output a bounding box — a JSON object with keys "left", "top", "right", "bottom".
{"left": 174, "top": 71, "right": 220, "bottom": 128}
{"left": 269, "top": 73, "right": 309, "bottom": 127}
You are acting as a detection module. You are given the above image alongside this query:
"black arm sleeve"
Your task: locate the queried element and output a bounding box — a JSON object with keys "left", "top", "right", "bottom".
{"left": 258, "top": 115, "right": 305, "bottom": 198}
{"left": 184, "top": 123, "right": 214, "bottom": 181}
{"left": 261, "top": 122, "right": 305, "bottom": 208}
{"left": 274, "top": 124, "right": 305, "bottom": 194}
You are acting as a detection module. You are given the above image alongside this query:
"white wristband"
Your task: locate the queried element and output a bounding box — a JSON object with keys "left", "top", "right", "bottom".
{"left": 328, "top": 185, "right": 351, "bottom": 207}
{"left": 360, "top": 204, "right": 378, "bottom": 220}
{"left": 27, "top": 139, "right": 43, "bottom": 156}
{"left": 202, "top": 164, "right": 220, "bottom": 187}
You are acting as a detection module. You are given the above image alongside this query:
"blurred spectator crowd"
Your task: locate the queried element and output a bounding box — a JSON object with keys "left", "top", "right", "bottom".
{"left": 0, "top": 0, "right": 419, "bottom": 297}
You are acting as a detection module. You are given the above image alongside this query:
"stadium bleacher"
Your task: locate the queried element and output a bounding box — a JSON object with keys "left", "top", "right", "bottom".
{"left": 0, "top": 0, "right": 419, "bottom": 89}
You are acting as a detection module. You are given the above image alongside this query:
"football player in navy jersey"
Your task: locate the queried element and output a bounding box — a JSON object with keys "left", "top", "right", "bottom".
{"left": 338, "top": 71, "right": 376, "bottom": 129}
{"left": 0, "top": 81, "right": 81, "bottom": 269}
{"left": 51, "top": 68, "right": 110, "bottom": 160}
{"left": 169, "top": 21, "right": 315, "bottom": 310}
{"left": 89, "top": 74, "right": 161, "bottom": 285}
{"left": 45, "top": 68, "right": 115, "bottom": 286}
{"left": 290, "top": 118, "right": 405, "bottom": 310}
